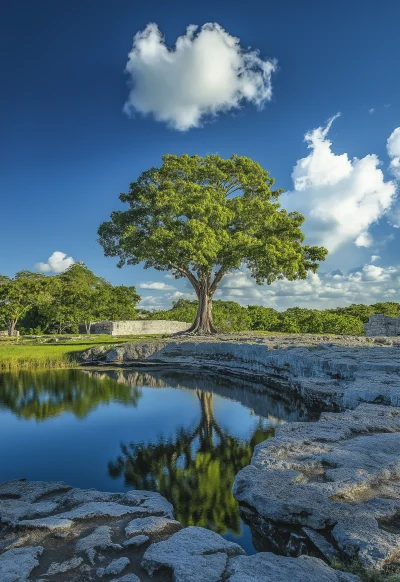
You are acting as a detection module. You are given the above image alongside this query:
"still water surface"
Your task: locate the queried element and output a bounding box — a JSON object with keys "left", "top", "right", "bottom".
{"left": 0, "top": 368, "right": 310, "bottom": 553}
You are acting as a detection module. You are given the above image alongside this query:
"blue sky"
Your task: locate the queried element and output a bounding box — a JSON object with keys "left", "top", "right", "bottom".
{"left": 1, "top": 0, "right": 399, "bottom": 310}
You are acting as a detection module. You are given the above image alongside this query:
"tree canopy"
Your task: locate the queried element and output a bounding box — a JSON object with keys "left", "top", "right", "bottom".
{"left": 98, "top": 154, "right": 328, "bottom": 333}
{"left": 0, "top": 264, "right": 140, "bottom": 335}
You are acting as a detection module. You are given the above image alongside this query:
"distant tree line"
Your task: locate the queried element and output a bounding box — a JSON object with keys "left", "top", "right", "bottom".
{"left": 0, "top": 264, "right": 140, "bottom": 335}
{"left": 146, "top": 299, "right": 400, "bottom": 336}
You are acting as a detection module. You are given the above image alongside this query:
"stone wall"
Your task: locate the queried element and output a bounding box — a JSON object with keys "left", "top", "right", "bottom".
{"left": 0, "top": 330, "right": 19, "bottom": 337}
{"left": 364, "top": 313, "right": 400, "bottom": 336}
{"left": 91, "top": 320, "right": 190, "bottom": 336}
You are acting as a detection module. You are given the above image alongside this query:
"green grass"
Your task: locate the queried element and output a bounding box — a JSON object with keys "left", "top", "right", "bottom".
{"left": 331, "top": 559, "right": 400, "bottom": 582}
{"left": 0, "top": 334, "right": 162, "bottom": 370}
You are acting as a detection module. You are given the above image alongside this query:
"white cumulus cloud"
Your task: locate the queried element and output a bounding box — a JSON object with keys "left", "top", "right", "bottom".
{"left": 139, "top": 281, "right": 176, "bottom": 291}
{"left": 35, "top": 251, "right": 75, "bottom": 274}
{"left": 219, "top": 262, "right": 400, "bottom": 310}
{"left": 123, "top": 22, "right": 277, "bottom": 131}
{"left": 387, "top": 127, "right": 400, "bottom": 179}
{"left": 282, "top": 114, "right": 396, "bottom": 253}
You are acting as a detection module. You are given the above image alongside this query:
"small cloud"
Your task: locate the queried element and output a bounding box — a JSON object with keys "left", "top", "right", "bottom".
{"left": 139, "top": 281, "right": 176, "bottom": 291}
{"left": 369, "top": 108, "right": 375, "bottom": 114}
{"left": 370, "top": 255, "right": 381, "bottom": 262}
{"left": 384, "top": 103, "right": 391, "bottom": 108}
{"left": 355, "top": 232, "right": 373, "bottom": 248}
{"left": 35, "top": 251, "right": 74, "bottom": 274}
{"left": 123, "top": 22, "right": 277, "bottom": 131}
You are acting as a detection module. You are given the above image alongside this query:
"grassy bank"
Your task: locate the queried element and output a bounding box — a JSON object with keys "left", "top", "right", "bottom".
{"left": 0, "top": 335, "right": 162, "bottom": 370}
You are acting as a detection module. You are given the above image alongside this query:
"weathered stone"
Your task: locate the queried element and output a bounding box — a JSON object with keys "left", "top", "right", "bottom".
{"left": 141, "top": 526, "right": 245, "bottom": 582}
{"left": 96, "top": 557, "right": 130, "bottom": 577}
{"left": 76, "top": 525, "right": 121, "bottom": 563}
{"left": 125, "top": 516, "right": 181, "bottom": 537}
{"left": 110, "top": 575, "right": 141, "bottom": 582}
{"left": 0, "top": 546, "right": 43, "bottom": 582}
{"left": 365, "top": 314, "right": 400, "bottom": 336}
{"left": 0, "top": 479, "right": 69, "bottom": 502}
{"left": 226, "top": 553, "right": 359, "bottom": 581}
{"left": 44, "top": 556, "right": 83, "bottom": 575}
{"left": 57, "top": 501, "right": 147, "bottom": 520}
{"left": 123, "top": 534, "right": 149, "bottom": 547}
{"left": 0, "top": 499, "right": 58, "bottom": 523}
{"left": 233, "top": 404, "right": 400, "bottom": 569}
{"left": 18, "top": 516, "right": 73, "bottom": 531}
{"left": 81, "top": 338, "right": 400, "bottom": 409}
{"left": 122, "top": 490, "right": 174, "bottom": 518}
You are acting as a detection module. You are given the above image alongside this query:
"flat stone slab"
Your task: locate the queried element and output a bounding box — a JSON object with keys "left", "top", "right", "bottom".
{"left": 226, "top": 553, "right": 359, "bottom": 581}
{"left": 142, "top": 526, "right": 245, "bottom": 582}
{"left": 125, "top": 516, "right": 181, "bottom": 537}
{"left": 0, "top": 546, "right": 43, "bottom": 582}
{"left": 0, "top": 480, "right": 362, "bottom": 581}
{"left": 233, "top": 403, "right": 400, "bottom": 569}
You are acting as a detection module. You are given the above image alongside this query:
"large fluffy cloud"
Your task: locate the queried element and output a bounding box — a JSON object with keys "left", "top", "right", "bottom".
{"left": 35, "top": 251, "right": 74, "bottom": 274}
{"left": 218, "top": 262, "right": 400, "bottom": 310}
{"left": 282, "top": 115, "right": 397, "bottom": 252}
{"left": 123, "top": 23, "right": 277, "bottom": 131}
{"left": 138, "top": 261, "right": 400, "bottom": 312}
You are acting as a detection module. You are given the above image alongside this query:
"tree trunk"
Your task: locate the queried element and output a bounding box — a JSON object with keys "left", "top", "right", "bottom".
{"left": 85, "top": 322, "right": 91, "bottom": 335}
{"left": 8, "top": 319, "right": 17, "bottom": 337}
{"left": 186, "top": 285, "right": 217, "bottom": 335}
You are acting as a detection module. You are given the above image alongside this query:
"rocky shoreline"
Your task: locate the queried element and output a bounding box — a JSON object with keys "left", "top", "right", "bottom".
{"left": 80, "top": 335, "right": 400, "bottom": 409}
{"left": 2, "top": 335, "right": 399, "bottom": 580}
{"left": 0, "top": 479, "right": 359, "bottom": 581}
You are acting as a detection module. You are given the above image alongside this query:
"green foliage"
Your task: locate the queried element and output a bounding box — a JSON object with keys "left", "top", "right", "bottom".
{"left": 0, "top": 271, "right": 53, "bottom": 335}
{"left": 149, "top": 299, "right": 397, "bottom": 336}
{"left": 98, "top": 153, "right": 327, "bottom": 333}
{"left": 108, "top": 390, "right": 274, "bottom": 534}
{"left": 1, "top": 264, "right": 140, "bottom": 335}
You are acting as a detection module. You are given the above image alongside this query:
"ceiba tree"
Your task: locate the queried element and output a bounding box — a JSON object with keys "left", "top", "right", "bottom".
{"left": 98, "top": 154, "right": 328, "bottom": 334}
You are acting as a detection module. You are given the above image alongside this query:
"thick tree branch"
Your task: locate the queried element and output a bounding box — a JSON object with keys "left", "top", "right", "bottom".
{"left": 210, "top": 267, "right": 226, "bottom": 295}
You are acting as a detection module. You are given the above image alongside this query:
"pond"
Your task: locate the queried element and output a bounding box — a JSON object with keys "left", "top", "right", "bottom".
{"left": 0, "top": 368, "right": 314, "bottom": 554}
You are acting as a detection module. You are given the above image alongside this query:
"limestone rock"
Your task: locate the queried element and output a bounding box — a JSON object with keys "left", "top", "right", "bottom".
{"left": 58, "top": 501, "right": 146, "bottom": 520}
{"left": 96, "top": 557, "right": 130, "bottom": 577}
{"left": 233, "top": 403, "right": 400, "bottom": 569}
{"left": 44, "top": 556, "right": 83, "bottom": 575}
{"left": 123, "top": 535, "right": 149, "bottom": 548}
{"left": 226, "top": 553, "right": 359, "bottom": 581}
{"left": 125, "top": 516, "right": 181, "bottom": 537}
{"left": 110, "top": 575, "right": 141, "bottom": 582}
{"left": 18, "top": 516, "right": 73, "bottom": 531}
{"left": 141, "top": 526, "right": 245, "bottom": 582}
{"left": 76, "top": 525, "right": 121, "bottom": 563}
{"left": 0, "top": 546, "right": 43, "bottom": 582}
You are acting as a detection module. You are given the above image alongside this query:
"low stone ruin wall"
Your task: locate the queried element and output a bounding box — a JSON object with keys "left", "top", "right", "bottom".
{"left": 0, "top": 330, "right": 19, "bottom": 337}
{"left": 91, "top": 320, "right": 190, "bottom": 336}
{"left": 364, "top": 313, "right": 400, "bottom": 336}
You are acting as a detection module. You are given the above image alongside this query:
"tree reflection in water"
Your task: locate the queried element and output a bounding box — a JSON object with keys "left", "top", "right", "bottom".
{"left": 108, "top": 389, "right": 274, "bottom": 535}
{"left": 0, "top": 369, "right": 142, "bottom": 420}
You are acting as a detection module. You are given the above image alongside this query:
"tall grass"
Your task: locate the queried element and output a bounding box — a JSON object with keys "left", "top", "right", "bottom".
{"left": 0, "top": 335, "right": 162, "bottom": 370}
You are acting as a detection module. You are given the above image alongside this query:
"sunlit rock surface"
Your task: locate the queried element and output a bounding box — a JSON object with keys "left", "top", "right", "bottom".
{"left": 0, "top": 479, "right": 357, "bottom": 581}
{"left": 233, "top": 403, "right": 400, "bottom": 569}
{"left": 81, "top": 336, "right": 400, "bottom": 409}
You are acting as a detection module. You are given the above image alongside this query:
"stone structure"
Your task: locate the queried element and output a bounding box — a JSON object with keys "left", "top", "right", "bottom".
{"left": 0, "top": 479, "right": 357, "bottom": 581}
{"left": 0, "top": 330, "right": 19, "bottom": 337}
{"left": 364, "top": 313, "right": 400, "bottom": 336}
{"left": 82, "top": 320, "right": 190, "bottom": 336}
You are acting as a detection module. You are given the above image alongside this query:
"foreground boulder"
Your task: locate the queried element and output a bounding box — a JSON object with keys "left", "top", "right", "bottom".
{"left": 233, "top": 403, "right": 400, "bottom": 570}
{"left": 0, "top": 479, "right": 357, "bottom": 581}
